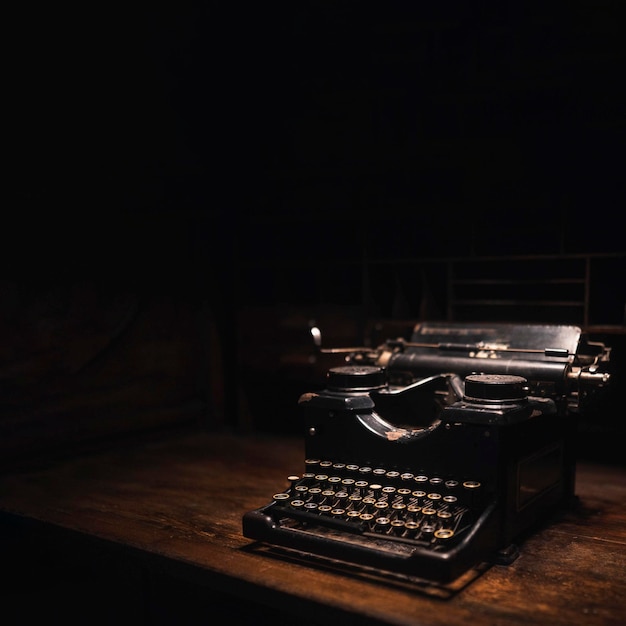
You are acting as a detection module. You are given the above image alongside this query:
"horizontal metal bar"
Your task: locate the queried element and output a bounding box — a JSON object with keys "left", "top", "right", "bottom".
{"left": 450, "top": 299, "right": 585, "bottom": 307}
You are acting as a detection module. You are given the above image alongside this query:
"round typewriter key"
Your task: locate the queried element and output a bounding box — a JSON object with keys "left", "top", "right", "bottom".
{"left": 391, "top": 519, "right": 405, "bottom": 533}
{"left": 392, "top": 502, "right": 407, "bottom": 512}
{"left": 463, "top": 480, "right": 481, "bottom": 505}
{"left": 463, "top": 480, "right": 481, "bottom": 490}
{"left": 363, "top": 499, "right": 376, "bottom": 513}
{"left": 443, "top": 495, "right": 458, "bottom": 503}
{"left": 290, "top": 500, "right": 305, "bottom": 508}
{"left": 288, "top": 475, "right": 301, "bottom": 483}
{"left": 305, "top": 459, "right": 320, "bottom": 468}
{"left": 321, "top": 489, "right": 336, "bottom": 498}
{"left": 332, "top": 463, "right": 346, "bottom": 471}
{"left": 328, "top": 476, "right": 342, "bottom": 485}
{"left": 302, "top": 472, "right": 316, "bottom": 481}
{"left": 429, "top": 477, "right": 444, "bottom": 487}
{"left": 308, "top": 487, "right": 322, "bottom": 496}
{"left": 427, "top": 492, "right": 442, "bottom": 501}
{"left": 331, "top": 508, "right": 346, "bottom": 516}
{"left": 349, "top": 494, "right": 363, "bottom": 505}
{"left": 347, "top": 510, "right": 361, "bottom": 519}
{"left": 318, "top": 505, "right": 332, "bottom": 513}
{"left": 398, "top": 488, "right": 412, "bottom": 497}
{"left": 359, "top": 466, "right": 373, "bottom": 476}
{"left": 341, "top": 478, "right": 355, "bottom": 488}
{"left": 434, "top": 529, "right": 455, "bottom": 540}
{"left": 304, "top": 502, "right": 318, "bottom": 510}
{"left": 422, "top": 507, "right": 437, "bottom": 516}
{"left": 373, "top": 468, "right": 386, "bottom": 476}
{"left": 295, "top": 485, "right": 309, "bottom": 495}
{"left": 374, "top": 501, "right": 389, "bottom": 511}
{"left": 355, "top": 480, "right": 369, "bottom": 490}
{"left": 375, "top": 517, "right": 391, "bottom": 528}
{"left": 437, "top": 510, "right": 452, "bottom": 520}
{"left": 314, "top": 474, "right": 329, "bottom": 483}
{"left": 386, "top": 471, "right": 400, "bottom": 480}
{"left": 320, "top": 461, "right": 333, "bottom": 468}
{"left": 421, "top": 523, "right": 436, "bottom": 537}
{"left": 346, "top": 464, "right": 360, "bottom": 473}
{"left": 335, "top": 491, "right": 349, "bottom": 502}
{"left": 272, "top": 493, "right": 290, "bottom": 502}
{"left": 400, "top": 473, "right": 415, "bottom": 482}
{"left": 360, "top": 513, "right": 374, "bottom": 522}
{"left": 407, "top": 504, "right": 422, "bottom": 513}
{"left": 412, "top": 490, "right": 426, "bottom": 499}
{"left": 445, "top": 479, "right": 459, "bottom": 490}
{"left": 414, "top": 475, "right": 429, "bottom": 485}
{"left": 382, "top": 486, "right": 396, "bottom": 495}
{"left": 369, "top": 484, "right": 382, "bottom": 496}
{"left": 405, "top": 520, "right": 420, "bottom": 532}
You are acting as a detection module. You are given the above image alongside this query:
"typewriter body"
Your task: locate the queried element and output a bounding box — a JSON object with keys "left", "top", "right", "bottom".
{"left": 243, "top": 322, "right": 611, "bottom": 583}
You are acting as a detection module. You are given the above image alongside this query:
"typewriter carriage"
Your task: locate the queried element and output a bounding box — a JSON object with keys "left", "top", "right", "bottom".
{"left": 311, "top": 320, "right": 611, "bottom": 415}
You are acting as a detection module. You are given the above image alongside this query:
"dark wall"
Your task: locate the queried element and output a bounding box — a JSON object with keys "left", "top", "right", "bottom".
{"left": 9, "top": 5, "right": 626, "bottom": 270}
{"left": 5, "top": 5, "right": 626, "bottom": 460}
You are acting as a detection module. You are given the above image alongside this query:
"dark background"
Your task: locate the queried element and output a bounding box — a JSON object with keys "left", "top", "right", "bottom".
{"left": 4, "top": 4, "right": 626, "bottom": 466}
{"left": 9, "top": 5, "right": 626, "bottom": 259}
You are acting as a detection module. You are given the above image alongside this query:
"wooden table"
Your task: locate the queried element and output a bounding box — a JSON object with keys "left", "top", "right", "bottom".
{"left": 0, "top": 429, "right": 624, "bottom": 625}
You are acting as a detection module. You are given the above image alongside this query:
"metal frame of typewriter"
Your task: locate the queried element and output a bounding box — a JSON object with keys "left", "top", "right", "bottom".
{"left": 243, "top": 322, "right": 611, "bottom": 583}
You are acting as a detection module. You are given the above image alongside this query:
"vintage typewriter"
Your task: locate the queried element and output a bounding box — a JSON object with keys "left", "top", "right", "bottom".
{"left": 243, "top": 322, "right": 611, "bottom": 583}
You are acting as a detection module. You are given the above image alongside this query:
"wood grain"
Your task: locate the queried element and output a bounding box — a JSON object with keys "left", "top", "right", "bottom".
{"left": 0, "top": 431, "right": 624, "bottom": 625}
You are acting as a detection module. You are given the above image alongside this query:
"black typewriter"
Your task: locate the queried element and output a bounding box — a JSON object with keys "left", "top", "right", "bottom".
{"left": 242, "top": 322, "right": 611, "bottom": 583}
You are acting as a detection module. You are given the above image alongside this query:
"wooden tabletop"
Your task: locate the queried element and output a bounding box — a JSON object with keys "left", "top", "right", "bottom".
{"left": 0, "top": 429, "right": 624, "bottom": 626}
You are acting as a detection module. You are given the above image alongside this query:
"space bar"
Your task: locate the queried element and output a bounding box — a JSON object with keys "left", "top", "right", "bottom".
{"left": 272, "top": 504, "right": 366, "bottom": 534}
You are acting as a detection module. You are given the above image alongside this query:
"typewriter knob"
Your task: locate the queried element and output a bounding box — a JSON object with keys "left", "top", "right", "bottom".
{"left": 464, "top": 374, "right": 529, "bottom": 403}
{"left": 327, "top": 365, "right": 387, "bottom": 392}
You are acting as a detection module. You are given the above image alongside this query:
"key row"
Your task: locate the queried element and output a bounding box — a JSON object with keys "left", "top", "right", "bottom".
{"left": 275, "top": 493, "right": 468, "bottom": 521}
{"left": 289, "top": 474, "right": 481, "bottom": 507}
{"left": 273, "top": 494, "right": 465, "bottom": 542}
{"left": 303, "top": 459, "right": 481, "bottom": 493}
{"left": 282, "top": 483, "right": 464, "bottom": 507}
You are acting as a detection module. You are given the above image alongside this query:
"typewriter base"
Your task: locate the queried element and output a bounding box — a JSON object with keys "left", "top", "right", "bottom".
{"left": 243, "top": 499, "right": 505, "bottom": 584}
{"left": 492, "top": 543, "right": 520, "bottom": 565}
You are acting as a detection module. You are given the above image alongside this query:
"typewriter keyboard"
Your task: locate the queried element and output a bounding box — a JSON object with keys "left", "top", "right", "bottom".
{"left": 269, "top": 459, "right": 484, "bottom": 548}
